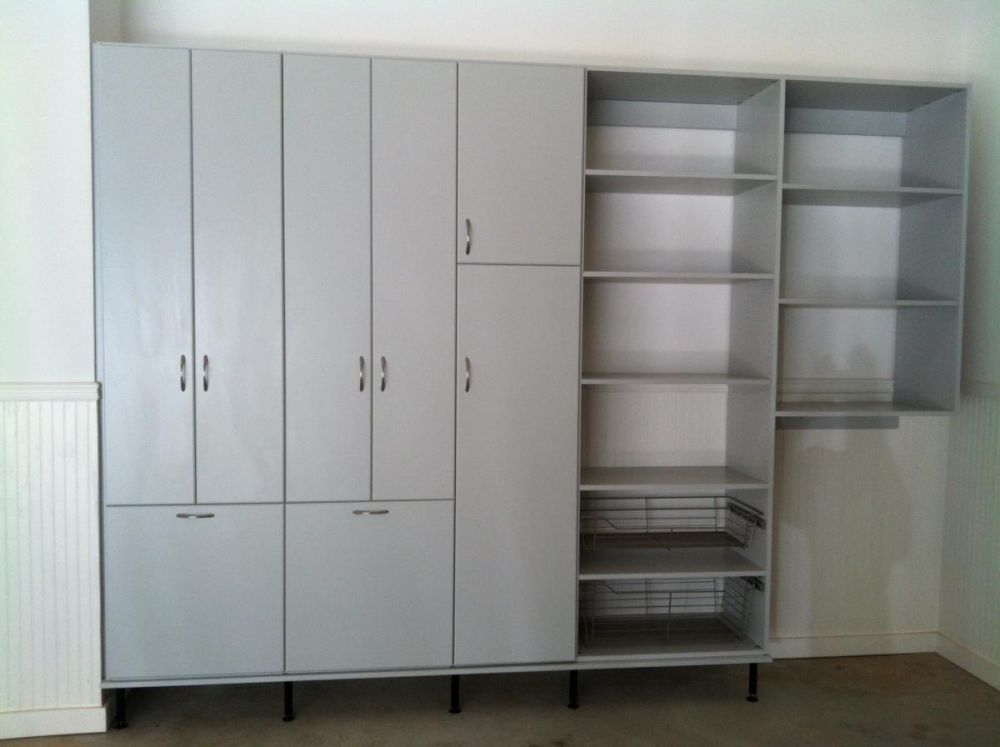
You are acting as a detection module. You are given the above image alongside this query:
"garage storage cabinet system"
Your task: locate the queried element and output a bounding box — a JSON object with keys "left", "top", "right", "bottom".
{"left": 93, "top": 43, "right": 968, "bottom": 708}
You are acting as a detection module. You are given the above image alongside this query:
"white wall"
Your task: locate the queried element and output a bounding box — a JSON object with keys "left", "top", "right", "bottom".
{"left": 0, "top": 1, "right": 95, "bottom": 382}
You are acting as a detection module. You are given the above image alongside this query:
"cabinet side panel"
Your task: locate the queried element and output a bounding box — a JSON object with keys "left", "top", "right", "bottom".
{"left": 455, "top": 266, "right": 580, "bottom": 666}
{"left": 192, "top": 51, "right": 284, "bottom": 503}
{"left": 94, "top": 45, "right": 194, "bottom": 506}
{"left": 284, "top": 55, "right": 372, "bottom": 502}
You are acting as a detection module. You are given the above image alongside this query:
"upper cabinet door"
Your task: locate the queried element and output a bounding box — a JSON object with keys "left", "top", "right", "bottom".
{"left": 458, "top": 63, "right": 584, "bottom": 266}
{"left": 193, "top": 51, "right": 284, "bottom": 503}
{"left": 371, "top": 59, "right": 456, "bottom": 502}
{"left": 284, "top": 55, "right": 372, "bottom": 503}
{"left": 455, "top": 266, "right": 581, "bottom": 666}
{"left": 94, "top": 45, "right": 194, "bottom": 506}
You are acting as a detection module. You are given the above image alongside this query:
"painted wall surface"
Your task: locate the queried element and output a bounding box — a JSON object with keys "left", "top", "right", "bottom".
{"left": 0, "top": 2, "right": 95, "bottom": 382}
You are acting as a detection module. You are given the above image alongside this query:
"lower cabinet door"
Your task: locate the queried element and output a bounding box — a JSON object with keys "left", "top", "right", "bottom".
{"left": 286, "top": 501, "right": 454, "bottom": 672}
{"left": 104, "top": 505, "right": 283, "bottom": 680}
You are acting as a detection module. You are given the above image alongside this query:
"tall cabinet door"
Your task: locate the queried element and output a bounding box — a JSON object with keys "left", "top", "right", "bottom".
{"left": 284, "top": 55, "right": 372, "bottom": 503}
{"left": 192, "top": 51, "right": 284, "bottom": 503}
{"left": 371, "top": 59, "right": 456, "bottom": 502}
{"left": 94, "top": 45, "right": 194, "bottom": 505}
{"left": 455, "top": 266, "right": 581, "bottom": 666}
{"left": 457, "top": 63, "right": 584, "bottom": 265}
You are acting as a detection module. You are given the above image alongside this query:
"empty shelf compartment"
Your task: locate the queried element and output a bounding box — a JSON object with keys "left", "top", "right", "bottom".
{"left": 579, "top": 576, "right": 761, "bottom": 655}
{"left": 581, "top": 496, "right": 765, "bottom": 551}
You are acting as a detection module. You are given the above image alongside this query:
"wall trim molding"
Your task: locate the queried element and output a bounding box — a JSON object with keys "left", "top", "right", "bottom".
{"left": 0, "top": 381, "right": 100, "bottom": 401}
{"left": 0, "top": 704, "right": 108, "bottom": 740}
{"left": 937, "top": 634, "right": 1000, "bottom": 690}
{"left": 769, "top": 632, "right": 939, "bottom": 659}
{"left": 962, "top": 378, "right": 1000, "bottom": 400}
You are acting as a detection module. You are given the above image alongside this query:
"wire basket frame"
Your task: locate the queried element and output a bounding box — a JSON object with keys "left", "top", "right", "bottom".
{"left": 580, "top": 496, "right": 765, "bottom": 550}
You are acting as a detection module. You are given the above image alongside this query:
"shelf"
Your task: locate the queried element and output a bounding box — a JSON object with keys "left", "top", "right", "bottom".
{"left": 578, "top": 636, "right": 763, "bottom": 661}
{"left": 587, "top": 169, "right": 775, "bottom": 195}
{"left": 581, "top": 373, "right": 770, "bottom": 388}
{"left": 579, "top": 547, "right": 765, "bottom": 580}
{"left": 783, "top": 184, "right": 962, "bottom": 208}
{"left": 580, "top": 466, "right": 767, "bottom": 492}
{"left": 584, "top": 270, "right": 773, "bottom": 283}
{"left": 775, "top": 400, "right": 953, "bottom": 418}
{"left": 779, "top": 297, "right": 958, "bottom": 309}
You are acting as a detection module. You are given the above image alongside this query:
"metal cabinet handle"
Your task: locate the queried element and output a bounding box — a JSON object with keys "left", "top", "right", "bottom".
{"left": 176, "top": 512, "right": 215, "bottom": 519}
{"left": 180, "top": 355, "right": 187, "bottom": 392}
{"left": 352, "top": 509, "right": 389, "bottom": 516}
{"left": 380, "top": 355, "right": 387, "bottom": 392}
{"left": 465, "top": 218, "right": 472, "bottom": 255}
{"left": 202, "top": 355, "right": 209, "bottom": 392}
{"left": 360, "top": 356, "right": 366, "bottom": 392}
{"left": 464, "top": 357, "right": 471, "bottom": 392}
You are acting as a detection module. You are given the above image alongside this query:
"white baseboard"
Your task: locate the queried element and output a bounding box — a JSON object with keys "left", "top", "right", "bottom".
{"left": 769, "top": 632, "right": 939, "bottom": 659}
{"left": 0, "top": 704, "right": 108, "bottom": 739}
{"left": 937, "top": 633, "right": 1000, "bottom": 690}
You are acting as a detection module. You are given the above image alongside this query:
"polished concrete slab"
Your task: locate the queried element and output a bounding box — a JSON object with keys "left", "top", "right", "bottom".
{"left": 14, "top": 654, "right": 1000, "bottom": 746}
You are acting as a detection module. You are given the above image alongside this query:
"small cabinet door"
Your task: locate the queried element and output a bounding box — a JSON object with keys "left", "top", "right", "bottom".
{"left": 285, "top": 501, "right": 454, "bottom": 672}
{"left": 104, "top": 505, "right": 283, "bottom": 679}
{"left": 284, "top": 55, "right": 372, "bottom": 502}
{"left": 458, "top": 63, "right": 584, "bottom": 265}
{"left": 371, "top": 59, "right": 456, "bottom": 502}
{"left": 192, "top": 51, "right": 284, "bottom": 503}
{"left": 94, "top": 45, "right": 194, "bottom": 505}
{"left": 455, "top": 266, "right": 581, "bottom": 666}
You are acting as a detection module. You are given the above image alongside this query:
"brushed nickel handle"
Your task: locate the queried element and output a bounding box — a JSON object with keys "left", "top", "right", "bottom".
{"left": 180, "top": 355, "right": 187, "bottom": 392}
{"left": 360, "top": 355, "right": 366, "bottom": 392}
{"left": 465, "top": 218, "right": 471, "bottom": 255}
{"left": 202, "top": 354, "right": 209, "bottom": 392}
{"left": 380, "top": 355, "right": 386, "bottom": 392}
{"left": 352, "top": 509, "right": 389, "bottom": 516}
{"left": 464, "top": 356, "right": 471, "bottom": 392}
{"left": 176, "top": 512, "right": 215, "bottom": 519}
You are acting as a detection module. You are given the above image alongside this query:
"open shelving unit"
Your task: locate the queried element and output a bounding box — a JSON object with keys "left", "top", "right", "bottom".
{"left": 778, "top": 79, "right": 968, "bottom": 418}
{"left": 578, "top": 69, "right": 779, "bottom": 662}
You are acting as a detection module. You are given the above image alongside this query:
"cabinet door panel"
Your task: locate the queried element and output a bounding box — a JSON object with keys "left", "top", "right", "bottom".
{"left": 371, "top": 59, "right": 456, "bottom": 502}
{"left": 193, "top": 51, "right": 284, "bottom": 503}
{"left": 284, "top": 55, "right": 372, "bottom": 502}
{"left": 455, "top": 266, "right": 580, "bottom": 665}
{"left": 286, "top": 501, "right": 453, "bottom": 671}
{"left": 458, "top": 63, "right": 584, "bottom": 265}
{"left": 94, "top": 45, "right": 194, "bottom": 505}
{"left": 104, "top": 505, "right": 283, "bottom": 679}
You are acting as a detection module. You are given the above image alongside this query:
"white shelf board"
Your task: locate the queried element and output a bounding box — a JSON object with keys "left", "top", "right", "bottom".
{"left": 581, "top": 373, "right": 770, "bottom": 387}
{"left": 587, "top": 169, "right": 775, "bottom": 195}
{"left": 580, "top": 466, "right": 768, "bottom": 492}
{"left": 783, "top": 184, "right": 962, "bottom": 208}
{"left": 776, "top": 400, "right": 953, "bottom": 417}
{"left": 779, "top": 297, "right": 959, "bottom": 309}
{"left": 579, "top": 547, "right": 766, "bottom": 580}
{"left": 584, "top": 270, "right": 774, "bottom": 283}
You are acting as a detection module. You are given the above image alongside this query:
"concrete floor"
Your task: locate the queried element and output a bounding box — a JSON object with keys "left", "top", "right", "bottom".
{"left": 14, "top": 654, "right": 1000, "bottom": 746}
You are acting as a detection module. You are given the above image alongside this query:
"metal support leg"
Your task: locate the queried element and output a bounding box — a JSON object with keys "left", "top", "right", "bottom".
{"left": 747, "top": 663, "right": 759, "bottom": 702}
{"left": 449, "top": 674, "right": 462, "bottom": 714}
{"left": 111, "top": 689, "right": 129, "bottom": 729}
{"left": 283, "top": 682, "right": 296, "bottom": 722}
{"left": 568, "top": 670, "right": 579, "bottom": 709}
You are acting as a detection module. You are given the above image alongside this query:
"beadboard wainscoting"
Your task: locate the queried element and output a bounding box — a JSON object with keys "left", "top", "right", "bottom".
{"left": 0, "top": 383, "right": 106, "bottom": 738}
{"left": 939, "top": 383, "right": 1000, "bottom": 689}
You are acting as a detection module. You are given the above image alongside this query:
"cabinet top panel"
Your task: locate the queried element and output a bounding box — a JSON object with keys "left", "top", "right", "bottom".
{"left": 785, "top": 80, "right": 965, "bottom": 112}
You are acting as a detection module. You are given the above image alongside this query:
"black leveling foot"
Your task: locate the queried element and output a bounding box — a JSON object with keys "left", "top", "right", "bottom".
{"left": 568, "top": 670, "right": 579, "bottom": 709}
{"left": 111, "top": 689, "right": 129, "bottom": 729}
{"left": 283, "top": 682, "right": 296, "bottom": 722}
{"left": 449, "top": 674, "right": 462, "bottom": 714}
{"left": 747, "top": 663, "right": 759, "bottom": 702}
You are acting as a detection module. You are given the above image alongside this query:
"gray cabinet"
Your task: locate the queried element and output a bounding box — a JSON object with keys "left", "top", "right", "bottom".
{"left": 455, "top": 266, "right": 581, "bottom": 666}
{"left": 104, "top": 505, "right": 283, "bottom": 679}
{"left": 286, "top": 501, "right": 454, "bottom": 672}
{"left": 458, "top": 62, "right": 584, "bottom": 266}
{"left": 192, "top": 51, "right": 284, "bottom": 503}
{"left": 372, "top": 59, "right": 456, "bottom": 502}
{"left": 284, "top": 55, "right": 372, "bottom": 503}
{"left": 94, "top": 45, "right": 194, "bottom": 506}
